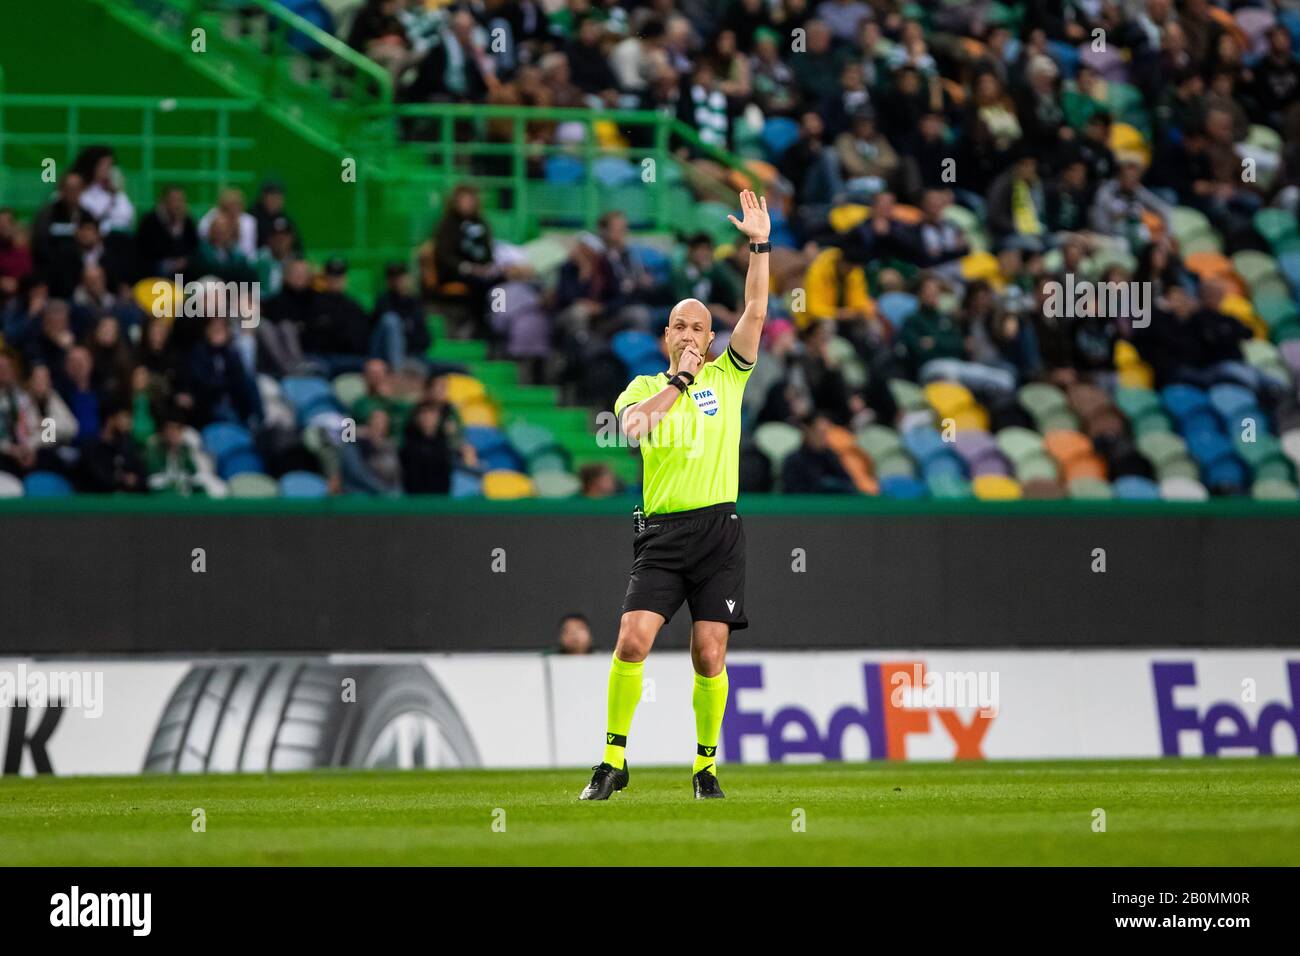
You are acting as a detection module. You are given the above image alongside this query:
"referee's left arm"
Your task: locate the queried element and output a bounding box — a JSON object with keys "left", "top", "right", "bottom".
{"left": 726, "top": 188, "right": 770, "bottom": 366}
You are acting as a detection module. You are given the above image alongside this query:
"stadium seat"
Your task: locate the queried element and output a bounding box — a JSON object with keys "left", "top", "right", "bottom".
{"left": 972, "top": 474, "right": 1021, "bottom": 500}
{"left": 856, "top": 424, "right": 902, "bottom": 462}
{"left": 281, "top": 376, "right": 334, "bottom": 413}
{"left": 451, "top": 469, "right": 483, "bottom": 498}
{"left": 877, "top": 292, "right": 918, "bottom": 329}
{"left": 279, "top": 471, "right": 329, "bottom": 499}
{"left": 1160, "top": 384, "right": 1212, "bottom": 422}
{"left": 332, "top": 373, "right": 366, "bottom": 409}
{"left": 1043, "top": 430, "right": 1094, "bottom": 467}
{"left": 874, "top": 450, "right": 917, "bottom": 479}
{"left": 1160, "top": 476, "right": 1209, "bottom": 501}
{"left": 995, "top": 426, "right": 1044, "bottom": 466}
{"left": 483, "top": 469, "right": 535, "bottom": 499}
{"left": 887, "top": 378, "right": 929, "bottom": 413}
{"left": 217, "top": 448, "right": 266, "bottom": 480}
{"left": 880, "top": 475, "right": 927, "bottom": 499}
{"left": 1252, "top": 478, "right": 1298, "bottom": 501}
{"left": 445, "top": 374, "right": 488, "bottom": 406}
{"left": 1068, "top": 476, "right": 1113, "bottom": 500}
{"left": 1113, "top": 475, "right": 1161, "bottom": 500}
{"left": 1015, "top": 453, "right": 1059, "bottom": 484}
{"left": 926, "top": 473, "right": 972, "bottom": 499}
{"left": 755, "top": 421, "right": 803, "bottom": 470}
{"left": 0, "top": 472, "right": 23, "bottom": 497}
{"left": 924, "top": 381, "right": 975, "bottom": 419}
{"left": 201, "top": 422, "right": 254, "bottom": 461}
{"left": 534, "top": 470, "right": 581, "bottom": 498}
{"left": 760, "top": 117, "right": 800, "bottom": 160}
{"left": 227, "top": 473, "right": 279, "bottom": 498}
{"left": 901, "top": 426, "right": 949, "bottom": 466}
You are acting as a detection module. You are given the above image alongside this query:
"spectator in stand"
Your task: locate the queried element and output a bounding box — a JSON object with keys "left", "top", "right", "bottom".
{"left": 0, "top": 209, "right": 33, "bottom": 305}
{"left": 750, "top": 26, "right": 799, "bottom": 118}
{"left": 136, "top": 185, "right": 198, "bottom": 277}
{"left": 144, "top": 408, "right": 204, "bottom": 496}
{"left": 47, "top": 218, "right": 108, "bottom": 300}
{"left": 0, "top": 353, "right": 39, "bottom": 477}
{"left": 76, "top": 400, "right": 146, "bottom": 493}
{"left": 1089, "top": 159, "right": 1173, "bottom": 251}
{"left": 73, "top": 147, "right": 136, "bottom": 236}
{"left": 904, "top": 189, "right": 969, "bottom": 273}
{"left": 578, "top": 461, "right": 618, "bottom": 498}
{"left": 87, "top": 314, "right": 134, "bottom": 408}
{"left": 25, "top": 363, "right": 78, "bottom": 470}
{"left": 434, "top": 184, "right": 501, "bottom": 337}
{"left": 31, "top": 173, "right": 86, "bottom": 272}
{"left": 178, "top": 316, "right": 262, "bottom": 428}
{"left": 250, "top": 181, "right": 300, "bottom": 252}
{"left": 782, "top": 413, "right": 855, "bottom": 493}
{"left": 371, "top": 262, "right": 430, "bottom": 372}
{"left": 301, "top": 258, "right": 372, "bottom": 375}
{"left": 25, "top": 299, "right": 76, "bottom": 389}
{"left": 400, "top": 395, "right": 468, "bottom": 495}
{"left": 191, "top": 213, "right": 258, "bottom": 285}
{"left": 555, "top": 612, "right": 594, "bottom": 654}
{"left": 407, "top": 8, "right": 491, "bottom": 102}
{"left": 987, "top": 153, "right": 1048, "bottom": 253}
{"left": 828, "top": 105, "right": 901, "bottom": 201}
{"left": 673, "top": 233, "right": 741, "bottom": 329}
{"left": 355, "top": 407, "right": 403, "bottom": 496}
{"left": 198, "top": 189, "right": 258, "bottom": 260}
{"left": 60, "top": 345, "right": 102, "bottom": 441}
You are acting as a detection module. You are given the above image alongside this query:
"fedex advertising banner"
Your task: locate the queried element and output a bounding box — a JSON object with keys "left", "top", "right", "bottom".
{"left": 1, "top": 651, "right": 1296, "bottom": 776}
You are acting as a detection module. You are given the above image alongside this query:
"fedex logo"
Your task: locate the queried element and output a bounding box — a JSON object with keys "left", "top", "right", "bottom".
{"left": 722, "top": 661, "right": 994, "bottom": 763}
{"left": 1154, "top": 661, "right": 1300, "bottom": 756}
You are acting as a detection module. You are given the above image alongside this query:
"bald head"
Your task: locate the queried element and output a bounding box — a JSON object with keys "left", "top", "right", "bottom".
{"left": 665, "top": 298, "right": 714, "bottom": 369}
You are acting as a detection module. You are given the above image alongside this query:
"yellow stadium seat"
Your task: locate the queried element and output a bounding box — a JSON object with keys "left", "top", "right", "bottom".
{"left": 973, "top": 474, "right": 1022, "bottom": 500}
{"left": 949, "top": 406, "right": 990, "bottom": 432}
{"left": 445, "top": 373, "right": 487, "bottom": 405}
{"left": 1219, "top": 293, "right": 1268, "bottom": 339}
{"left": 1109, "top": 122, "right": 1150, "bottom": 166}
{"left": 483, "top": 470, "right": 535, "bottom": 500}
{"left": 828, "top": 204, "right": 870, "bottom": 233}
{"left": 457, "top": 399, "right": 499, "bottom": 427}
{"left": 1118, "top": 363, "right": 1155, "bottom": 389}
{"left": 924, "top": 381, "right": 975, "bottom": 419}
{"left": 1113, "top": 339, "right": 1141, "bottom": 368}
{"left": 959, "top": 251, "right": 1001, "bottom": 284}
{"left": 135, "top": 277, "right": 177, "bottom": 319}
{"left": 594, "top": 120, "right": 628, "bottom": 149}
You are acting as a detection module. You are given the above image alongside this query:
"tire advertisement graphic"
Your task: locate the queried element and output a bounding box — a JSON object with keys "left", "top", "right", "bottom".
{"left": 144, "top": 659, "right": 482, "bottom": 773}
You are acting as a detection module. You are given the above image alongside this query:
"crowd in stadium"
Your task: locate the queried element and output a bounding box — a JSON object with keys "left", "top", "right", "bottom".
{"left": 3, "top": 0, "right": 1300, "bottom": 499}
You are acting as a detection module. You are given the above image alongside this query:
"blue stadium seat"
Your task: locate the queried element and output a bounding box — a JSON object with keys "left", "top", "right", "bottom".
{"left": 760, "top": 117, "right": 800, "bottom": 160}
{"left": 1208, "top": 383, "right": 1257, "bottom": 424}
{"left": 922, "top": 452, "right": 966, "bottom": 481}
{"left": 281, "top": 376, "right": 333, "bottom": 412}
{"left": 544, "top": 156, "right": 585, "bottom": 185}
{"left": 901, "top": 426, "right": 949, "bottom": 466}
{"left": 880, "top": 475, "right": 928, "bottom": 499}
{"left": 201, "top": 422, "right": 254, "bottom": 461}
{"left": 1185, "top": 430, "right": 1234, "bottom": 467}
{"left": 877, "top": 292, "right": 918, "bottom": 330}
{"left": 451, "top": 469, "right": 483, "bottom": 498}
{"left": 217, "top": 448, "right": 266, "bottom": 480}
{"left": 279, "top": 471, "right": 329, "bottom": 499}
{"left": 592, "top": 157, "right": 639, "bottom": 187}
{"left": 611, "top": 330, "right": 662, "bottom": 370}
{"left": 22, "top": 471, "right": 72, "bottom": 497}
{"left": 1161, "top": 384, "right": 1211, "bottom": 421}
{"left": 1113, "top": 475, "right": 1161, "bottom": 500}
{"left": 1204, "top": 456, "right": 1248, "bottom": 493}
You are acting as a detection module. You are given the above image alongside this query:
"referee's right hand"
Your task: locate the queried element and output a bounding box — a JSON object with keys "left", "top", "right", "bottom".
{"left": 680, "top": 345, "right": 704, "bottom": 377}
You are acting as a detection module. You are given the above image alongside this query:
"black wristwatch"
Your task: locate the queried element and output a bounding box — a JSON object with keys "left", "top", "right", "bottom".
{"left": 667, "top": 370, "right": 694, "bottom": 393}
{"left": 749, "top": 241, "right": 771, "bottom": 254}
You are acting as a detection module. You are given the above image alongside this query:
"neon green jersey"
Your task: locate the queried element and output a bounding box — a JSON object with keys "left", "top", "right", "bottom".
{"left": 614, "top": 344, "right": 755, "bottom": 515}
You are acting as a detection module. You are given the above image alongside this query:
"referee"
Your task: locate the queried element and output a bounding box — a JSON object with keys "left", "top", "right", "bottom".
{"left": 580, "top": 189, "right": 770, "bottom": 801}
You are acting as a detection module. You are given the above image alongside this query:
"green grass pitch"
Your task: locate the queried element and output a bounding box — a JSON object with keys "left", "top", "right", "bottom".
{"left": 1, "top": 759, "right": 1297, "bottom": 865}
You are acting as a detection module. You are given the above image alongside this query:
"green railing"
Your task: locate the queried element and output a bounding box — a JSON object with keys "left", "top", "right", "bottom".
{"left": 90, "top": 0, "right": 392, "bottom": 147}
{"left": 0, "top": 80, "right": 257, "bottom": 216}
{"left": 355, "top": 103, "right": 760, "bottom": 245}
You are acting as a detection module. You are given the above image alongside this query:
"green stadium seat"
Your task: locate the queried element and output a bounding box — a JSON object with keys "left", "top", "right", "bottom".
{"left": 856, "top": 424, "right": 903, "bottom": 461}
{"left": 875, "top": 450, "right": 917, "bottom": 479}
{"left": 1137, "top": 431, "right": 1188, "bottom": 467}
{"left": 1255, "top": 208, "right": 1300, "bottom": 248}
{"left": 1232, "top": 250, "right": 1281, "bottom": 287}
{"left": 1160, "top": 476, "right": 1209, "bottom": 501}
{"left": 995, "top": 426, "right": 1045, "bottom": 466}
{"left": 1018, "top": 382, "right": 1069, "bottom": 419}
{"left": 534, "top": 471, "right": 582, "bottom": 498}
{"left": 887, "top": 378, "right": 929, "bottom": 412}
{"left": 332, "top": 372, "right": 366, "bottom": 409}
{"left": 1036, "top": 408, "right": 1080, "bottom": 433}
{"left": 926, "top": 473, "right": 972, "bottom": 499}
{"left": 1156, "top": 456, "right": 1200, "bottom": 482}
{"left": 754, "top": 421, "right": 803, "bottom": 471}
{"left": 228, "top": 473, "right": 279, "bottom": 498}
{"left": 1252, "top": 478, "right": 1298, "bottom": 500}
{"left": 1015, "top": 453, "right": 1059, "bottom": 484}
{"left": 1068, "top": 476, "right": 1114, "bottom": 499}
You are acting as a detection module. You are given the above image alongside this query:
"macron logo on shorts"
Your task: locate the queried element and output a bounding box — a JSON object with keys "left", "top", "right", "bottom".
{"left": 726, "top": 599, "right": 735, "bottom": 613}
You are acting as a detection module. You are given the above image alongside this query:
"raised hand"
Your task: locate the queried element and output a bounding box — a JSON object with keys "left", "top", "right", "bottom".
{"left": 727, "top": 189, "right": 770, "bottom": 243}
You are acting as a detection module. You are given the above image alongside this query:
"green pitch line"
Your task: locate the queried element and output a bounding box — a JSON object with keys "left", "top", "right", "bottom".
{"left": 1, "top": 759, "right": 1297, "bottom": 866}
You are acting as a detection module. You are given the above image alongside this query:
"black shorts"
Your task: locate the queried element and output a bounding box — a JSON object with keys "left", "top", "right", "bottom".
{"left": 622, "top": 502, "right": 748, "bottom": 631}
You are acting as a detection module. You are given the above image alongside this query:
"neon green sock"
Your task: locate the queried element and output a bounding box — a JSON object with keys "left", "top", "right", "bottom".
{"left": 692, "top": 669, "right": 729, "bottom": 775}
{"left": 602, "top": 654, "right": 644, "bottom": 768}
